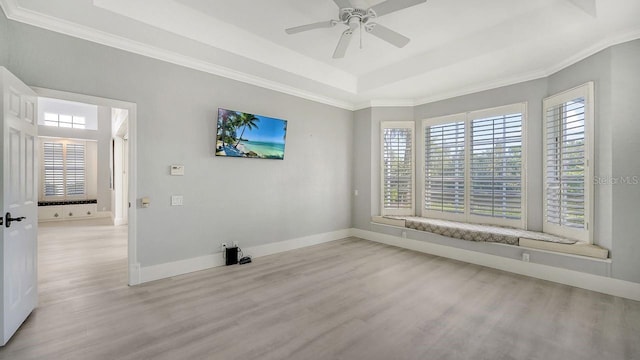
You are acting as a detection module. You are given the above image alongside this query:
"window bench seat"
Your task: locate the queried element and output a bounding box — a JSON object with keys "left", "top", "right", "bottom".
{"left": 371, "top": 216, "right": 609, "bottom": 259}
{"left": 38, "top": 200, "right": 98, "bottom": 222}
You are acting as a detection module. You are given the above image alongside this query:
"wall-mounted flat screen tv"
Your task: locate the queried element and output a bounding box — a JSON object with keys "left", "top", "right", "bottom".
{"left": 215, "top": 108, "right": 287, "bottom": 160}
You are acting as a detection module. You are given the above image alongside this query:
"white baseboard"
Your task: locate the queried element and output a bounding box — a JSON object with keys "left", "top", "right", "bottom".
{"left": 128, "top": 263, "right": 141, "bottom": 286}
{"left": 113, "top": 217, "right": 127, "bottom": 226}
{"left": 138, "top": 229, "right": 350, "bottom": 284}
{"left": 140, "top": 254, "right": 226, "bottom": 283}
{"left": 246, "top": 229, "right": 351, "bottom": 258}
{"left": 351, "top": 228, "right": 640, "bottom": 301}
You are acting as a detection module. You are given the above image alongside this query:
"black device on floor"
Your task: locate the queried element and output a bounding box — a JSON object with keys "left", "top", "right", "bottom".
{"left": 239, "top": 256, "right": 252, "bottom": 265}
{"left": 225, "top": 247, "right": 238, "bottom": 265}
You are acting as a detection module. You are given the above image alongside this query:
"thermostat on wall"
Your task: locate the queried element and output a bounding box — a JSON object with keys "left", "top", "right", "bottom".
{"left": 170, "top": 165, "right": 184, "bottom": 176}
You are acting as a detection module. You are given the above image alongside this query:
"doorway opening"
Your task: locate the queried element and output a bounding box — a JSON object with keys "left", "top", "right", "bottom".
{"left": 111, "top": 107, "right": 129, "bottom": 227}
{"left": 33, "top": 87, "right": 138, "bottom": 286}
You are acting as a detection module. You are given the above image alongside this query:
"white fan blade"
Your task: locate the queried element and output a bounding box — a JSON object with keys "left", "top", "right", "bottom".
{"left": 370, "top": 0, "right": 427, "bottom": 17}
{"left": 333, "top": 0, "right": 355, "bottom": 9}
{"left": 333, "top": 28, "right": 355, "bottom": 58}
{"left": 366, "top": 23, "right": 410, "bottom": 47}
{"left": 285, "top": 20, "right": 336, "bottom": 34}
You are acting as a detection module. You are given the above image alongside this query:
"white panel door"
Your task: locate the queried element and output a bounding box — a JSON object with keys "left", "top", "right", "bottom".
{"left": 0, "top": 67, "right": 38, "bottom": 346}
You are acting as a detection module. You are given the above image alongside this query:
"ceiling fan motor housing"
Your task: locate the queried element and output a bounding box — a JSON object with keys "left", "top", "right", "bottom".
{"left": 339, "top": 8, "right": 376, "bottom": 25}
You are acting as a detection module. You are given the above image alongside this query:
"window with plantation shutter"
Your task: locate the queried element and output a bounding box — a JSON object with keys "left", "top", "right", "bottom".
{"left": 41, "top": 139, "right": 87, "bottom": 200}
{"left": 469, "top": 107, "right": 524, "bottom": 227}
{"left": 381, "top": 122, "right": 415, "bottom": 216}
{"left": 420, "top": 103, "right": 526, "bottom": 228}
{"left": 43, "top": 142, "right": 64, "bottom": 197}
{"left": 423, "top": 117, "right": 465, "bottom": 219}
{"left": 66, "top": 144, "right": 86, "bottom": 196}
{"left": 543, "top": 83, "right": 593, "bottom": 243}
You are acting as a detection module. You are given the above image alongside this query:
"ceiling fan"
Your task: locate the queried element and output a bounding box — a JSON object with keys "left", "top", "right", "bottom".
{"left": 285, "top": 0, "right": 427, "bottom": 58}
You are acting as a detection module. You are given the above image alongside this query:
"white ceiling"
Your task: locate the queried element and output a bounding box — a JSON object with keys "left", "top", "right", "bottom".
{"left": 3, "top": 0, "right": 640, "bottom": 109}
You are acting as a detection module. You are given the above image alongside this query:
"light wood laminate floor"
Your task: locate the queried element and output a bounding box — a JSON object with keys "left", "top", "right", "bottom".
{"left": 1, "top": 220, "right": 639, "bottom": 359}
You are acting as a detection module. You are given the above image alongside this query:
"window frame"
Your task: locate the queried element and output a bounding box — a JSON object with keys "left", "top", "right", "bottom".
{"left": 419, "top": 113, "right": 467, "bottom": 223}
{"left": 419, "top": 103, "right": 527, "bottom": 229}
{"left": 380, "top": 121, "right": 416, "bottom": 216}
{"left": 543, "top": 82, "right": 594, "bottom": 243}
{"left": 43, "top": 112, "right": 89, "bottom": 129}
{"left": 40, "top": 138, "right": 88, "bottom": 201}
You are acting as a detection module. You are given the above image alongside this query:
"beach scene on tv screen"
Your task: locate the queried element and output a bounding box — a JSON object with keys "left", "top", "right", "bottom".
{"left": 215, "top": 108, "right": 287, "bottom": 160}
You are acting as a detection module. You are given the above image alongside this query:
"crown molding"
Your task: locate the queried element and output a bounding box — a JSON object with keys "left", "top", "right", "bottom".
{"left": 2, "top": 0, "right": 640, "bottom": 112}
{"left": 353, "top": 99, "right": 416, "bottom": 110}
{"left": 0, "top": 0, "right": 355, "bottom": 111}
{"left": 92, "top": 0, "right": 358, "bottom": 94}
{"left": 413, "top": 68, "right": 549, "bottom": 107}
{"left": 542, "top": 27, "right": 640, "bottom": 80}
{"left": 414, "top": 28, "right": 640, "bottom": 107}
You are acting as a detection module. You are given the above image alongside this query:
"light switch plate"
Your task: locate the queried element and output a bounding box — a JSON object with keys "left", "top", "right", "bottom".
{"left": 171, "top": 195, "right": 184, "bottom": 206}
{"left": 170, "top": 165, "right": 185, "bottom": 176}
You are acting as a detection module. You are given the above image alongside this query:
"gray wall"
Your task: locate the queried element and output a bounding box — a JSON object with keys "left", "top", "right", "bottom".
{"left": 0, "top": 8, "right": 8, "bottom": 66}
{"left": 610, "top": 41, "right": 640, "bottom": 283}
{"left": 5, "top": 19, "right": 353, "bottom": 267}
{"left": 355, "top": 42, "right": 640, "bottom": 284}
{"left": 352, "top": 108, "right": 372, "bottom": 230}
{"left": 37, "top": 105, "right": 112, "bottom": 212}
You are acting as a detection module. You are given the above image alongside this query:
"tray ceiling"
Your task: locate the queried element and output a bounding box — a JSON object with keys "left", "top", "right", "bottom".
{"left": 2, "top": 0, "right": 639, "bottom": 109}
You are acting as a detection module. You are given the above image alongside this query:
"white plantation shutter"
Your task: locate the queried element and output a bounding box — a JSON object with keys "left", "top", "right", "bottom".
{"left": 423, "top": 119, "right": 465, "bottom": 217}
{"left": 469, "top": 105, "right": 525, "bottom": 227}
{"left": 381, "top": 122, "right": 415, "bottom": 215}
{"left": 43, "top": 142, "right": 64, "bottom": 197}
{"left": 544, "top": 83, "right": 593, "bottom": 242}
{"left": 41, "top": 139, "right": 87, "bottom": 200}
{"left": 419, "top": 104, "right": 526, "bottom": 228}
{"left": 546, "top": 100, "right": 585, "bottom": 228}
{"left": 66, "top": 143, "right": 86, "bottom": 196}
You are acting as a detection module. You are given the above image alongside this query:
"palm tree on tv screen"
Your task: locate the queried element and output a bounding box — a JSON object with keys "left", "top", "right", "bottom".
{"left": 234, "top": 112, "right": 259, "bottom": 148}
{"left": 218, "top": 110, "right": 240, "bottom": 148}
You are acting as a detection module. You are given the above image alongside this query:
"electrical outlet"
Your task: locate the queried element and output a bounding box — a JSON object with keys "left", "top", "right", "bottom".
{"left": 233, "top": 241, "right": 239, "bottom": 248}
{"left": 221, "top": 243, "right": 228, "bottom": 251}
{"left": 522, "top": 253, "right": 530, "bottom": 262}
